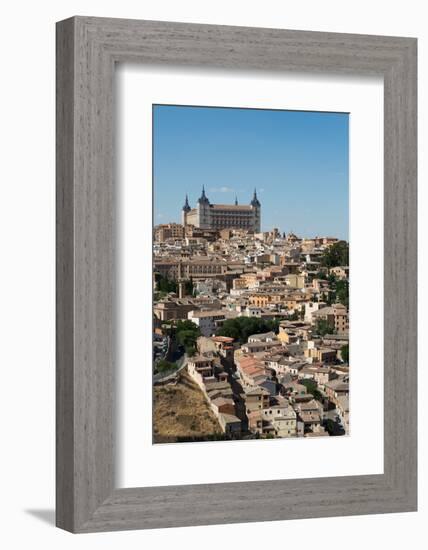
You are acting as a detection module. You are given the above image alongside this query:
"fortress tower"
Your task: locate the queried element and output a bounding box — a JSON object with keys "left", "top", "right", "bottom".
{"left": 181, "top": 194, "right": 191, "bottom": 226}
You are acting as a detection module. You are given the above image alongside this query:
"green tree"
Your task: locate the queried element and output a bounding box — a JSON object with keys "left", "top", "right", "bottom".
{"left": 326, "top": 291, "right": 335, "bottom": 306}
{"left": 177, "top": 330, "right": 199, "bottom": 351}
{"left": 175, "top": 319, "right": 200, "bottom": 333}
{"left": 185, "top": 346, "right": 196, "bottom": 357}
{"left": 154, "top": 272, "right": 178, "bottom": 294}
{"left": 321, "top": 241, "right": 349, "bottom": 268}
{"left": 216, "top": 319, "right": 241, "bottom": 340}
{"left": 325, "top": 419, "right": 335, "bottom": 435}
{"left": 327, "top": 273, "right": 337, "bottom": 285}
{"left": 314, "top": 318, "right": 335, "bottom": 336}
{"left": 155, "top": 359, "right": 175, "bottom": 374}
{"left": 300, "top": 379, "right": 323, "bottom": 402}
{"left": 301, "top": 379, "right": 316, "bottom": 394}
{"left": 341, "top": 343, "right": 349, "bottom": 363}
{"left": 174, "top": 320, "right": 200, "bottom": 355}
{"left": 319, "top": 273, "right": 349, "bottom": 308}
{"left": 285, "top": 310, "right": 299, "bottom": 321}
{"left": 154, "top": 290, "right": 168, "bottom": 301}
{"left": 335, "top": 280, "right": 349, "bottom": 308}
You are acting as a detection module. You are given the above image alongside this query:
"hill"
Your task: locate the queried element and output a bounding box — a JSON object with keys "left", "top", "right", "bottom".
{"left": 153, "top": 370, "right": 222, "bottom": 443}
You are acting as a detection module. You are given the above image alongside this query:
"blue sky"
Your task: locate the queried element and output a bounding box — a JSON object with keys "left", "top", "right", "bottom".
{"left": 153, "top": 105, "right": 349, "bottom": 239}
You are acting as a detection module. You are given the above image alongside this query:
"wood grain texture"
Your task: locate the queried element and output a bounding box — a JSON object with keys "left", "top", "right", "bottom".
{"left": 56, "top": 16, "right": 417, "bottom": 533}
{"left": 56, "top": 17, "right": 76, "bottom": 532}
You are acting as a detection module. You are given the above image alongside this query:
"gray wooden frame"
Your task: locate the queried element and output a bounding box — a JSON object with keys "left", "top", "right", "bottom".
{"left": 56, "top": 16, "right": 417, "bottom": 533}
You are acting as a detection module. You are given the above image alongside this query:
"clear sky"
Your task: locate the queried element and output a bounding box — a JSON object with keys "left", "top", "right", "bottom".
{"left": 153, "top": 104, "right": 349, "bottom": 239}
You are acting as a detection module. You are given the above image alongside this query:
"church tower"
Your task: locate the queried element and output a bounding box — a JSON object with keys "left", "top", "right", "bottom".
{"left": 182, "top": 194, "right": 191, "bottom": 226}
{"left": 250, "top": 188, "right": 261, "bottom": 232}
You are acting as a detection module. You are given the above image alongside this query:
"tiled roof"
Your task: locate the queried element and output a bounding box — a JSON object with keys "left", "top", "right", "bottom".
{"left": 210, "top": 204, "right": 253, "bottom": 211}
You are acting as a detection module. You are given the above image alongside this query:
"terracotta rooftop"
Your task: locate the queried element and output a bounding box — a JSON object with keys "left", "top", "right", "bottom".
{"left": 211, "top": 336, "right": 235, "bottom": 343}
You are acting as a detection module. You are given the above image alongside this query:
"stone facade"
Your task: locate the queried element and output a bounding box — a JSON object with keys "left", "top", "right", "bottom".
{"left": 154, "top": 223, "right": 185, "bottom": 242}
{"left": 182, "top": 187, "right": 261, "bottom": 232}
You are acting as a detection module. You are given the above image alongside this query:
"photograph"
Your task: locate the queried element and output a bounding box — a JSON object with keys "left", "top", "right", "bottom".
{"left": 152, "top": 104, "right": 350, "bottom": 443}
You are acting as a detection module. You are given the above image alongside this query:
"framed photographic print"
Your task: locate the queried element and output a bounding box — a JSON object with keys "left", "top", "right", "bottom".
{"left": 56, "top": 16, "right": 417, "bottom": 532}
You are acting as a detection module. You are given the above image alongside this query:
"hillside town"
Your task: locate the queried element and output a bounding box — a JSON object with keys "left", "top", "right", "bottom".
{"left": 153, "top": 189, "right": 349, "bottom": 442}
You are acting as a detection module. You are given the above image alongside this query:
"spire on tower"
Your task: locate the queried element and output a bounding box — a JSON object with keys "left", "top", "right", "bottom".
{"left": 182, "top": 193, "right": 191, "bottom": 212}
{"left": 250, "top": 188, "right": 261, "bottom": 207}
{"left": 198, "top": 185, "right": 210, "bottom": 205}
{"left": 235, "top": 195, "right": 238, "bottom": 206}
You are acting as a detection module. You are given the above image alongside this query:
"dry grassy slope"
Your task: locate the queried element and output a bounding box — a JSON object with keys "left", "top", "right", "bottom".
{"left": 153, "top": 370, "right": 222, "bottom": 443}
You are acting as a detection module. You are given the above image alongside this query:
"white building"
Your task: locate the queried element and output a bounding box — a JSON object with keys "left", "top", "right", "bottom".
{"left": 188, "top": 309, "right": 227, "bottom": 336}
